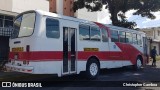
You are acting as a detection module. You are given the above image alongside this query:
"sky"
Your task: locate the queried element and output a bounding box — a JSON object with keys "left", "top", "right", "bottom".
{"left": 98, "top": 7, "right": 160, "bottom": 29}
{"left": 125, "top": 10, "right": 160, "bottom": 28}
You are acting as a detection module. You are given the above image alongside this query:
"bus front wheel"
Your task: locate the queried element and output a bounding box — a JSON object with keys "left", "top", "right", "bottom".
{"left": 86, "top": 58, "right": 100, "bottom": 79}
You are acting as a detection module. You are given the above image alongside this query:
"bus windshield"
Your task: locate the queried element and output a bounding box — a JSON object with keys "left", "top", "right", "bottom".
{"left": 11, "top": 12, "right": 36, "bottom": 38}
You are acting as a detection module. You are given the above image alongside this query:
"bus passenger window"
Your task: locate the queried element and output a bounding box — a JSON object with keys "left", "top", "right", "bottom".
{"left": 126, "top": 32, "right": 132, "bottom": 43}
{"left": 90, "top": 26, "right": 101, "bottom": 41}
{"left": 133, "top": 34, "right": 138, "bottom": 44}
{"left": 111, "top": 30, "right": 119, "bottom": 42}
{"left": 119, "top": 31, "right": 125, "bottom": 43}
{"left": 79, "top": 24, "right": 90, "bottom": 40}
{"left": 101, "top": 28, "right": 108, "bottom": 42}
{"left": 137, "top": 34, "right": 142, "bottom": 45}
{"left": 46, "top": 18, "right": 59, "bottom": 38}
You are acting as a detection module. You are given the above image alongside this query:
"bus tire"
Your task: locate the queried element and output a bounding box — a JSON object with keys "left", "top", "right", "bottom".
{"left": 134, "top": 57, "right": 142, "bottom": 70}
{"left": 86, "top": 58, "right": 100, "bottom": 79}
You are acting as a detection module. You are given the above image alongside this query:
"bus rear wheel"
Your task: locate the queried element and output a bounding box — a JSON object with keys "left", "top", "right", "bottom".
{"left": 134, "top": 57, "right": 142, "bottom": 70}
{"left": 86, "top": 59, "right": 100, "bottom": 79}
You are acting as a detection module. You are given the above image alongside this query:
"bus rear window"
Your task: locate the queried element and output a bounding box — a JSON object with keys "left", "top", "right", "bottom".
{"left": 11, "top": 12, "right": 36, "bottom": 38}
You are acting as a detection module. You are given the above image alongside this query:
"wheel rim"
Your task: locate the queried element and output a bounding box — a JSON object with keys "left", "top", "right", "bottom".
{"left": 137, "top": 59, "right": 142, "bottom": 69}
{"left": 89, "top": 63, "right": 98, "bottom": 76}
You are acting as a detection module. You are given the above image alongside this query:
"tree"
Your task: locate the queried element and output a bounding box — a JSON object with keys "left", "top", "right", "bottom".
{"left": 73, "top": 0, "right": 160, "bottom": 29}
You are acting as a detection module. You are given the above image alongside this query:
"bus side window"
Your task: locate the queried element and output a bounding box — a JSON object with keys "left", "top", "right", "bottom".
{"left": 79, "top": 24, "right": 90, "bottom": 40}
{"left": 119, "top": 31, "right": 125, "bottom": 43}
{"left": 46, "top": 18, "right": 60, "bottom": 38}
{"left": 133, "top": 33, "right": 138, "bottom": 44}
{"left": 90, "top": 26, "right": 101, "bottom": 41}
{"left": 111, "top": 30, "right": 119, "bottom": 42}
{"left": 137, "top": 34, "right": 142, "bottom": 45}
{"left": 101, "top": 28, "right": 108, "bottom": 42}
{"left": 126, "top": 32, "right": 133, "bottom": 44}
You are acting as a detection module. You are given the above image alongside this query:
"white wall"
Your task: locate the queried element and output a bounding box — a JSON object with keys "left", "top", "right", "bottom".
{"left": 97, "top": 6, "right": 111, "bottom": 24}
{"left": 0, "top": 0, "right": 12, "bottom": 11}
{"left": 12, "top": 0, "right": 49, "bottom": 13}
{"left": 76, "top": 6, "right": 111, "bottom": 24}
{"left": 56, "top": 0, "right": 63, "bottom": 15}
{"left": 76, "top": 8, "right": 98, "bottom": 22}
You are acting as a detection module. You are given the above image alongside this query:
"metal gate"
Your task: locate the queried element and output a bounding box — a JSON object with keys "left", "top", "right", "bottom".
{"left": 0, "top": 36, "right": 9, "bottom": 61}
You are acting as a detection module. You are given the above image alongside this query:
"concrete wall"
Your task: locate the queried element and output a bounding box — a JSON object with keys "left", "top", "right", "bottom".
{"left": 12, "top": 0, "right": 49, "bottom": 13}
{"left": 76, "top": 8, "right": 98, "bottom": 22}
{"left": 141, "top": 27, "right": 160, "bottom": 41}
{"left": 56, "top": 0, "right": 63, "bottom": 15}
{"left": 76, "top": 6, "right": 110, "bottom": 24}
{"left": 49, "top": 0, "right": 56, "bottom": 13}
{"left": 0, "top": 0, "right": 12, "bottom": 11}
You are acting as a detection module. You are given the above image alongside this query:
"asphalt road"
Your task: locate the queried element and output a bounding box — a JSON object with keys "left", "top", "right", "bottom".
{"left": 1, "top": 61, "right": 160, "bottom": 90}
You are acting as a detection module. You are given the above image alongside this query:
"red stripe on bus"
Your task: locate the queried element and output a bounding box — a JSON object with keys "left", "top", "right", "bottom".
{"left": 9, "top": 51, "right": 124, "bottom": 61}
{"left": 9, "top": 51, "right": 63, "bottom": 61}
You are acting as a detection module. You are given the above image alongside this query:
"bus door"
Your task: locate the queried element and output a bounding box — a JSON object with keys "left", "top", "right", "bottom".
{"left": 63, "top": 27, "right": 77, "bottom": 74}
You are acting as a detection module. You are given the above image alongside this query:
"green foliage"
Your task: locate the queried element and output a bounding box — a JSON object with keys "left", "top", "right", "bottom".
{"left": 73, "top": 0, "right": 160, "bottom": 29}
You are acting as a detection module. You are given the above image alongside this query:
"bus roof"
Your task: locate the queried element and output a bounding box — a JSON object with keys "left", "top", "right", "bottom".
{"left": 18, "top": 10, "right": 145, "bottom": 35}
{"left": 35, "top": 10, "right": 95, "bottom": 25}
{"left": 105, "top": 24, "right": 145, "bottom": 35}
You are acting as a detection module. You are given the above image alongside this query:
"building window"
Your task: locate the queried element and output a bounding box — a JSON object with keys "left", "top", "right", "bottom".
{"left": 0, "top": 18, "right": 3, "bottom": 27}
{"left": 111, "top": 30, "right": 119, "bottom": 42}
{"left": 158, "top": 30, "right": 160, "bottom": 36}
{"left": 46, "top": 18, "right": 60, "bottom": 38}
{"left": 4, "top": 20, "right": 13, "bottom": 27}
{"left": 0, "top": 14, "right": 14, "bottom": 28}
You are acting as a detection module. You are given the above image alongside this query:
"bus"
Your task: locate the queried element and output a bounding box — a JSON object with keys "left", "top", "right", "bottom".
{"left": 5, "top": 10, "right": 149, "bottom": 79}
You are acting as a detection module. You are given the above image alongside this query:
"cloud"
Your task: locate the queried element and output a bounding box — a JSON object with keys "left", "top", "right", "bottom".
{"left": 126, "top": 10, "right": 160, "bottom": 28}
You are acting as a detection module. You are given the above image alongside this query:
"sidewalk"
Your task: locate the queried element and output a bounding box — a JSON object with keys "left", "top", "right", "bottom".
{"left": 146, "top": 59, "right": 160, "bottom": 68}
{"left": 0, "top": 71, "right": 27, "bottom": 81}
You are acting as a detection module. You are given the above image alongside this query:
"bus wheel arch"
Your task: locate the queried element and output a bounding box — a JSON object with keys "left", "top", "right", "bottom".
{"left": 85, "top": 56, "right": 100, "bottom": 79}
{"left": 134, "top": 55, "right": 143, "bottom": 70}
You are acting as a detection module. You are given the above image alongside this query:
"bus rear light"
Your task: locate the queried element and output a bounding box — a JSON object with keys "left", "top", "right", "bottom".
{"left": 27, "top": 70, "right": 32, "bottom": 72}
{"left": 11, "top": 61, "right": 15, "bottom": 65}
{"left": 23, "top": 60, "right": 29, "bottom": 65}
{"left": 26, "top": 45, "right": 30, "bottom": 52}
{"left": 23, "top": 61, "right": 26, "bottom": 65}
{"left": 26, "top": 61, "right": 29, "bottom": 65}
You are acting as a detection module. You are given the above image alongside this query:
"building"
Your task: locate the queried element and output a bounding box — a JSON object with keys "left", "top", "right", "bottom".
{"left": 49, "top": 0, "right": 74, "bottom": 16}
{"left": 140, "top": 27, "right": 160, "bottom": 55}
{"left": 49, "top": 0, "right": 111, "bottom": 24}
{"left": 0, "top": 0, "right": 49, "bottom": 62}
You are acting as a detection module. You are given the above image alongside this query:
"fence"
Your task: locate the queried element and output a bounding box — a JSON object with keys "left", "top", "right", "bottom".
{"left": 0, "top": 27, "right": 12, "bottom": 66}
{"left": 0, "top": 27, "right": 13, "bottom": 36}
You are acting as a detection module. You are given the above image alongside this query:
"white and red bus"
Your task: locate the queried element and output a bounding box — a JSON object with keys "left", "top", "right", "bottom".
{"left": 5, "top": 10, "right": 148, "bottom": 79}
